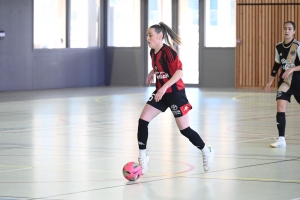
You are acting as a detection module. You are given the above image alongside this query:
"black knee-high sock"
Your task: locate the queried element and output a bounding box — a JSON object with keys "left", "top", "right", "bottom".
{"left": 180, "top": 127, "right": 205, "bottom": 150}
{"left": 277, "top": 112, "right": 286, "bottom": 137}
{"left": 137, "top": 119, "right": 149, "bottom": 150}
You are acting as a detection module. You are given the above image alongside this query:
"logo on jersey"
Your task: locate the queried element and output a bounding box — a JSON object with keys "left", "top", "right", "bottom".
{"left": 280, "top": 53, "right": 282, "bottom": 56}
{"left": 170, "top": 104, "right": 181, "bottom": 115}
{"left": 171, "top": 105, "right": 178, "bottom": 110}
{"left": 159, "top": 58, "right": 164, "bottom": 64}
{"left": 180, "top": 104, "right": 192, "bottom": 115}
{"left": 290, "top": 50, "right": 296, "bottom": 56}
{"left": 155, "top": 72, "right": 169, "bottom": 79}
{"left": 281, "top": 58, "right": 295, "bottom": 70}
{"left": 277, "top": 91, "right": 282, "bottom": 97}
{"left": 154, "top": 66, "right": 158, "bottom": 71}
{"left": 148, "top": 93, "right": 155, "bottom": 102}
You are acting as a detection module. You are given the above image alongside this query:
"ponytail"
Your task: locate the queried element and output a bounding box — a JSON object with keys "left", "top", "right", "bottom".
{"left": 149, "top": 22, "right": 181, "bottom": 50}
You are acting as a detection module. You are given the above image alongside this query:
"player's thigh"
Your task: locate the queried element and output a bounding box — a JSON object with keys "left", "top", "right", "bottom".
{"left": 175, "top": 113, "right": 190, "bottom": 130}
{"left": 140, "top": 104, "right": 161, "bottom": 122}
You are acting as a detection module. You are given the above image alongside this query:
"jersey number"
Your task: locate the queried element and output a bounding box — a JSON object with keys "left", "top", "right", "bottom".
{"left": 148, "top": 93, "right": 155, "bottom": 101}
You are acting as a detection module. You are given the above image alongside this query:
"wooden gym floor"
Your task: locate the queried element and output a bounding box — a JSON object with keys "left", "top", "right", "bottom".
{"left": 0, "top": 86, "right": 299, "bottom": 200}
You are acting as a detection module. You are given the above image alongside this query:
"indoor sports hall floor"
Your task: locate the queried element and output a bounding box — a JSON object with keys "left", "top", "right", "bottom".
{"left": 0, "top": 86, "right": 299, "bottom": 200}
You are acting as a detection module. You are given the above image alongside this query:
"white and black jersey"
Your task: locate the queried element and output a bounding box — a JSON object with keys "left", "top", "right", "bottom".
{"left": 271, "top": 39, "right": 300, "bottom": 95}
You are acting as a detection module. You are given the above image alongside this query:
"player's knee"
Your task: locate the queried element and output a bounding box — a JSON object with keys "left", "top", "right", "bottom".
{"left": 277, "top": 104, "right": 286, "bottom": 112}
{"left": 180, "top": 127, "right": 205, "bottom": 149}
{"left": 276, "top": 100, "right": 287, "bottom": 112}
{"left": 180, "top": 127, "right": 192, "bottom": 137}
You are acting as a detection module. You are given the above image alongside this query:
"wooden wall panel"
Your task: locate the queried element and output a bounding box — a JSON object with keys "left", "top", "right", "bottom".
{"left": 236, "top": 1, "right": 300, "bottom": 88}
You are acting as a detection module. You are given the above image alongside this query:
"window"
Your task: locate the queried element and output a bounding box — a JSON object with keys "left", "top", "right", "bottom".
{"left": 178, "top": 0, "right": 199, "bottom": 84}
{"left": 34, "top": 0, "right": 100, "bottom": 49}
{"left": 148, "top": 0, "right": 172, "bottom": 28}
{"left": 148, "top": 0, "right": 172, "bottom": 74}
{"left": 205, "top": 0, "right": 235, "bottom": 47}
{"left": 34, "top": 0, "right": 66, "bottom": 49}
{"left": 70, "top": 0, "right": 100, "bottom": 48}
{"left": 147, "top": 0, "right": 198, "bottom": 84}
{"left": 107, "top": 0, "right": 140, "bottom": 47}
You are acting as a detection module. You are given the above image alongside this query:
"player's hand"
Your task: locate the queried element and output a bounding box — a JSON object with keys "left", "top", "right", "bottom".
{"left": 146, "top": 71, "right": 155, "bottom": 85}
{"left": 264, "top": 82, "right": 272, "bottom": 92}
{"left": 155, "top": 86, "right": 167, "bottom": 102}
{"left": 282, "top": 69, "right": 293, "bottom": 79}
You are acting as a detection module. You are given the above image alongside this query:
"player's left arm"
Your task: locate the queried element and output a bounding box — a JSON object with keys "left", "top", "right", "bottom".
{"left": 282, "top": 66, "right": 300, "bottom": 79}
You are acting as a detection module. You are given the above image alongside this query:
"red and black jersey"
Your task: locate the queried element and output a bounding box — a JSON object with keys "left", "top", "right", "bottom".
{"left": 150, "top": 44, "right": 185, "bottom": 93}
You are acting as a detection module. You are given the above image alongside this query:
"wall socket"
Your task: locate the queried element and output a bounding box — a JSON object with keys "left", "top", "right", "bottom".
{"left": 0, "top": 31, "right": 5, "bottom": 40}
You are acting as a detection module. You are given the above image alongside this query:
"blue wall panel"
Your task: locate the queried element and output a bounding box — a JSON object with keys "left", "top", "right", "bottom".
{"left": 0, "top": 0, "right": 105, "bottom": 92}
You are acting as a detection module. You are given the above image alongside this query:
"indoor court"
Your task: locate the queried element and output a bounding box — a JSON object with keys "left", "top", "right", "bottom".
{"left": 0, "top": 86, "right": 299, "bottom": 200}
{"left": 1, "top": 0, "right": 300, "bottom": 199}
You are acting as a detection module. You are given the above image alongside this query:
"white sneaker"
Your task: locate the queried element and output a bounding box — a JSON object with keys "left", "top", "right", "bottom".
{"left": 270, "top": 137, "right": 286, "bottom": 148}
{"left": 203, "top": 147, "right": 215, "bottom": 172}
{"left": 138, "top": 155, "right": 149, "bottom": 175}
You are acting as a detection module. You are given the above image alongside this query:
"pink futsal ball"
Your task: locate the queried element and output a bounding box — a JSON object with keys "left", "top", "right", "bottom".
{"left": 122, "top": 162, "right": 142, "bottom": 181}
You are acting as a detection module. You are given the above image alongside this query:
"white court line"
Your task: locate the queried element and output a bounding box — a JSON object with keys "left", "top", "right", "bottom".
{"left": 233, "top": 134, "right": 298, "bottom": 143}
{"left": 234, "top": 137, "right": 278, "bottom": 143}
{"left": 0, "top": 157, "right": 114, "bottom": 173}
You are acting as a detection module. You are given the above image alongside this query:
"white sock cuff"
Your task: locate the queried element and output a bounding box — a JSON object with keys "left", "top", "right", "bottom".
{"left": 201, "top": 146, "right": 210, "bottom": 154}
{"left": 139, "top": 149, "right": 147, "bottom": 158}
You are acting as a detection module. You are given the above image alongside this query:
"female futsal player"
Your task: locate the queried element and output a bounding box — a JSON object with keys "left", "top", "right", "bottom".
{"left": 264, "top": 21, "right": 300, "bottom": 148}
{"left": 137, "top": 22, "right": 215, "bottom": 174}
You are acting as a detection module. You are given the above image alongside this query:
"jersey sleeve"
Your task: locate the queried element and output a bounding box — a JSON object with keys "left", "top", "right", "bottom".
{"left": 271, "top": 62, "right": 281, "bottom": 77}
{"left": 168, "top": 56, "right": 182, "bottom": 73}
{"left": 164, "top": 46, "right": 182, "bottom": 70}
{"left": 297, "top": 46, "right": 300, "bottom": 62}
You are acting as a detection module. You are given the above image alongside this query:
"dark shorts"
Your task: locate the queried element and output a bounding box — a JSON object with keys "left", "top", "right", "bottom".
{"left": 276, "top": 91, "right": 300, "bottom": 103}
{"left": 146, "top": 89, "right": 192, "bottom": 118}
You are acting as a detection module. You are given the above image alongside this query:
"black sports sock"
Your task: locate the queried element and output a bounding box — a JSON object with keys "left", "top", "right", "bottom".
{"left": 276, "top": 112, "right": 286, "bottom": 137}
{"left": 137, "top": 119, "right": 149, "bottom": 150}
{"left": 180, "top": 127, "right": 205, "bottom": 150}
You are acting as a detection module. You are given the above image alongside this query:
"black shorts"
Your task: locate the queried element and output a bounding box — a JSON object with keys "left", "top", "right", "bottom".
{"left": 146, "top": 89, "right": 192, "bottom": 118}
{"left": 276, "top": 91, "right": 300, "bottom": 103}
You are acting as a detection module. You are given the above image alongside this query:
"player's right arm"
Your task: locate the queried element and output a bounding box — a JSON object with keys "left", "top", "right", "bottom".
{"left": 146, "top": 70, "right": 155, "bottom": 85}
{"left": 264, "top": 48, "right": 281, "bottom": 92}
{"left": 264, "top": 75, "right": 275, "bottom": 92}
{"left": 264, "top": 62, "right": 281, "bottom": 92}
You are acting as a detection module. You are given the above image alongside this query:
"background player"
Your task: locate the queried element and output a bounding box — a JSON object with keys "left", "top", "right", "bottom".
{"left": 264, "top": 21, "right": 300, "bottom": 148}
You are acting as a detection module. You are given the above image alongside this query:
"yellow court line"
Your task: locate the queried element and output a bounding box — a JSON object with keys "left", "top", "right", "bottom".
{"left": 232, "top": 93, "right": 300, "bottom": 107}
{"left": 232, "top": 93, "right": 274, "bottom": 105}
{"left": 232, "top": 93, "right": 260, "bottom": 101}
